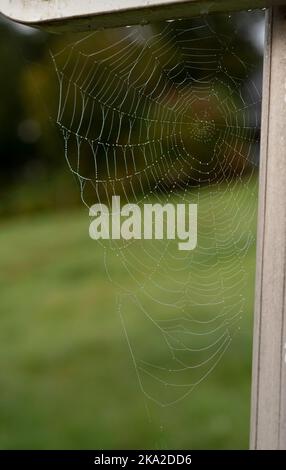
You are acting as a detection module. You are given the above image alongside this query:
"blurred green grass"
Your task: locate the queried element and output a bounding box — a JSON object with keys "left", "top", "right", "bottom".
{"left": 0, "top": 181, "right": 256, "bottom": 450}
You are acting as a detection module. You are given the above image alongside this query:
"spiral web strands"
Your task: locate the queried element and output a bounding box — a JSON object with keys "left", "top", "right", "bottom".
{"left": 51, "top": 12, "right": 262, "bottom": 407}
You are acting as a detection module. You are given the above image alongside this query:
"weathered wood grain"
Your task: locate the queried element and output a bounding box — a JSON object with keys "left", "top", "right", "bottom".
{"left": 251, "top": 5, "right": 286, "bottom": 450}
{"left": 0, "top": 0, "right": 285, "bottom": 32}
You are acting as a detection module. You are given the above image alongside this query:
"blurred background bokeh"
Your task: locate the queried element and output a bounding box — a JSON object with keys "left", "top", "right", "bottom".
{"left": 0, "top": 10, "right": 264, "bottom": 449}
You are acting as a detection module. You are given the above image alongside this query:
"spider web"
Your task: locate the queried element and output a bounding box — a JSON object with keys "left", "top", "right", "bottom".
{"left": 51, "top": 12, "right": 262, "bottom": 407}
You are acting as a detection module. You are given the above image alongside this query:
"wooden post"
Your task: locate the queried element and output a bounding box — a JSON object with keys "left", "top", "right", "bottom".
{"left": 1, "top": 0, "right": 286, "bottom": 32}
{"left": 251, "top": 5, "right": 286, "bottom": 450}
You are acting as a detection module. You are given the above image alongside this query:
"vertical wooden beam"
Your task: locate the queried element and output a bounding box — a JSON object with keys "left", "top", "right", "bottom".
{"left": 251, "top": 6, "right": 286, "bottom": 450}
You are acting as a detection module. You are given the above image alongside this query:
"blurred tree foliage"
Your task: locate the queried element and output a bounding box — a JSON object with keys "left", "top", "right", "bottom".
{"left": 0, "top": 11, "right": 263, "bottom": 216}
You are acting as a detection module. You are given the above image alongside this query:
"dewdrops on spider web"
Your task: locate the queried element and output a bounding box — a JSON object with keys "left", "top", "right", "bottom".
{"left": 51, "top": 13, "right": 261, "bottom": 406}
